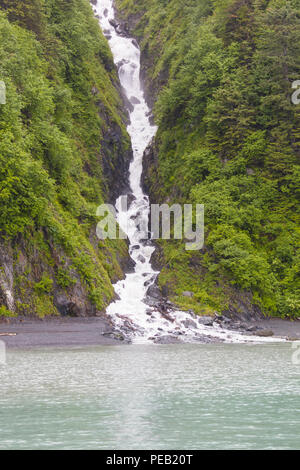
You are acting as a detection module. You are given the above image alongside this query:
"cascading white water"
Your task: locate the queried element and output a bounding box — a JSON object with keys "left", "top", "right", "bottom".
{"left": 94, "top": 0, "right": 284, "bottom": 344}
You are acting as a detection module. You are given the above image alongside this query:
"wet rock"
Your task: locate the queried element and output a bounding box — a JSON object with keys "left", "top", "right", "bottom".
{"left": 116, "top": 25, "right": 123, "bottom": 35}
{"left": 246, "top": 325, "right": 258, "bottom": 332}
{"left": 104, "top": 331, "right": 130, "bottom": 343}
{"left": 90, "top": 0, "right": 97, "bottom": 5}
{"left": 197, "top": 316, "right": 214, "bottom": 327}
{"left": 214, "top": 314, "right": 224, "bottom": 323}
{"left": 146, "top": 283, "right": 162, "bottom": 299}
{"left": 153, "top": 335, "right": 181, "bottom": 344}
{"left": 182, "top": 319, "right": 197, "bottom": 329}
{"left": 255, "top": 330, "right": 274, "bottom": 337}
{"left": 161, "top": 311, "right": 175, "bottom": 323}
{"left": 137, "top": 255, "right": 146, "bottom": 263}
{"left": 119, "top": 255, "right": 136, "bottom": 274}
{"left": 127, "top": 193, "right": 136, "bottom": 206}
{"left": 132, "top": 39, "right": 139, "bottom": 49}
{"left": 109, "top": 19, "right": 118, "bottom": 28}
{"left": 117, "top": 59, "right": 127, "bottom": 70}
{"left": 103, "top": 8, "right": 108, "bottom": 17}
{"left": 130, "top": 96, "right": 141, "bottom": 105}
{"left": 195, "top": 335, "right": 223, "bottom": 344}
{"left": 144, "top": 297, "right": 159, "bottom": 307}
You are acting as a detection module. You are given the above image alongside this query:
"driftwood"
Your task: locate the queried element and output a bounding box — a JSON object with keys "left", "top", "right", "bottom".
{"left": 0, "top": 333, "right": 17, "bottom": 337}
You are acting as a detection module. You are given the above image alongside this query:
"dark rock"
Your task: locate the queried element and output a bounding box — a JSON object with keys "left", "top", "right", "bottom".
{"left": 214, "top": 314, "right": 224, "bottom": 322}
{"left": 161, "top": 311, "right": 175, "bottom": 323}
{"left": 255, "top": 330, "right": 274, "bottom": 337}
{"left": 182, "top": 319, "right": 197, "bottom": 329}
{"left": 197, "top": 316, "right": 214, "bottom": 327}
{"left": 130, "top": 96, "right": 141, "bottom": 105}
{"left": 119, "top": 255, "right": 136, "bottom": 274}
{"left": 146, "top": 283, "right": 161, "bottom": 299}
{"left": 132, "top": 39, "right": 139, "bottom": 49}
{"left": 246, "top": 325, "right": 258, "bottom": 332}
{"left": 109, "top": 19, "right": 118, "bottom": 28}
{"left": 127, "top": 193, "right": 136, "bottom": 207}
{"left": 153, "top": 335, "right": 181, "bottom": 344}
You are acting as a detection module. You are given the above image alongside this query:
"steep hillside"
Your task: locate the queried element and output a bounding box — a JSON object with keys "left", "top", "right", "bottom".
{"left": 0, "top": 0, "right": 132, "bottom": 318}
{"left": 116, "top": 0, "right": 300, "bottom": 318}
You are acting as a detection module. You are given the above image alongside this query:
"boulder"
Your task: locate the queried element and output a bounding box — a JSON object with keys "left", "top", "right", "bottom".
{"left": 146, "top": 283, "right": 161, "bottom": 299}
{"left": 198, "top": 316, "right": 214, "bottom": 327}
{"left": 153, "top": 335, "right": 181, "bottom": 344}
{"left": 130, "top": 96, "right": 141, "bottom": 105}
{"left": 182, "top": 319, "right": 197, "bottom": 329}
{"left": 255, "top": 330, "right": 274, "bottom": 337}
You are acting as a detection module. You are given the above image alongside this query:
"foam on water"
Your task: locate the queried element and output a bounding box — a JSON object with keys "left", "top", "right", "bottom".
{"left": 94, "top": 0, "right": 284, "bottom": 344}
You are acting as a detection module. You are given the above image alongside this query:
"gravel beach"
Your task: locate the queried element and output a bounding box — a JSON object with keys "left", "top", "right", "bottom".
{"left": 0, "top": 316, "right": 299, "bottom": 349}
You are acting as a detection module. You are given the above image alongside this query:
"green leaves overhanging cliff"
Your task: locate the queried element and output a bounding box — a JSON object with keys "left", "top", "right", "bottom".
{"left": 0, "top": 0, "right": 131, "bottom": 317}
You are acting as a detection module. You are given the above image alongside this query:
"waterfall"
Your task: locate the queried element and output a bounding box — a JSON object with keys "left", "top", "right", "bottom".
{"left": 93, "top": 0, "right": 284, "bottom": 344}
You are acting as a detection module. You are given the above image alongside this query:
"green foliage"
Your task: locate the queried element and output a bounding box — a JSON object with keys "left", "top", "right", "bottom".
{"left": 117, "top": 0, "right": 300, "bottom": 318}
{"left": 55, "top": 267, "right": 76, "bottom": 290}
{"left": 34, "top": 273, "right": 53, "bottom": 294}
{"left": 0, "top": 305, "right": 15, "bottom": 317}
{"left": 0, "top": 0, "right": 130, "bottom": 315}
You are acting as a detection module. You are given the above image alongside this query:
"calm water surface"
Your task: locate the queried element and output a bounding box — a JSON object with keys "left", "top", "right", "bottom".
{"left": 0, "top": 343, "right": 299, "bottom": 449}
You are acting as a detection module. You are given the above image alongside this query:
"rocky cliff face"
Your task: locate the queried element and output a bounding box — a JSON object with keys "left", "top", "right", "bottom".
{"left": 0, "top": 0, "right": 133, "bottom": 319}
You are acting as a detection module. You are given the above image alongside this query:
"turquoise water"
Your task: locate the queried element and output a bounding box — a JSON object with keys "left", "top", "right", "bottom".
{"left": 0, "top": 343, "right": 299, "bottom": 449}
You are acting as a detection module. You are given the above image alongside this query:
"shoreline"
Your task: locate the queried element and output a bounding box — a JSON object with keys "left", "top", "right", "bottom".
{"left": 0, "top": 315, "right": 299, "bottom": 349}
{"left": 0, "top": 317, "right": 124, "bottom": 349}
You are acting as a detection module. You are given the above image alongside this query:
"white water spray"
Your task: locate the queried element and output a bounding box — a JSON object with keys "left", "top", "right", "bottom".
{"left": 94, "top": 0, "right": 284, "bottom": 344}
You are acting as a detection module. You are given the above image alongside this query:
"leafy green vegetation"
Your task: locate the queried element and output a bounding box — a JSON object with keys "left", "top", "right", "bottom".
{"left": 0, "top": 0, "right": 130, "bottom": 316}
{"left": 0, "top": 305, "right": 15, "bottom": 317}
{"left": 117, "top": 0, "right": 300, "bottom": 317}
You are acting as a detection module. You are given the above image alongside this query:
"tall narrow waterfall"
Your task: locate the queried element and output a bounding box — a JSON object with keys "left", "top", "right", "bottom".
{"left": 94, "top": 0, "right": 283, "bottom": 345}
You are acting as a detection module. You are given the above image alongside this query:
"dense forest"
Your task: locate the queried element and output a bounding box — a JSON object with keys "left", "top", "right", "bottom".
{"left": 0, "top": 0, "right": 132, "bottom": 317}
{"left": 116, "top": 0, "right": 300, "bottom": 318}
